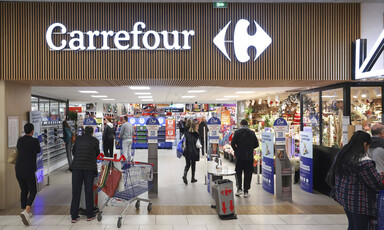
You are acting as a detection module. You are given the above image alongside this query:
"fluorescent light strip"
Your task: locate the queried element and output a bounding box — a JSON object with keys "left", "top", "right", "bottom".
{"left": 79, "top": 90, "right": 98, "bottom": 94}
{"left": 216, "top": 98, "right": 229, "bottom": 101}
{"left": 224, "top": 95, "right": 240, "bottom": 98}
{"left": 130, "top": 86, "right": 150, "bottom": 90}
{"left": 142, "top": 99, "right": 154, "bottom": 102}
{"left": 236, "top": 91, "right": 254, "bottom": 94}
{"left": 138, "top": 96, "right": 153, "bottom": 99}
{"left": 91, "top": 95, "right": 108, "bottom": 98}
{"left": 188, "top": 90, "right": 206, "bottom": 93}
{"left": 102, "top": 99, "right": 115, "bottom": 101}
{"left": 135, "top": 92, "right": 152, "bottom": 95}
{"left": 181, "top": 96, "right": 196, "bottom": 98}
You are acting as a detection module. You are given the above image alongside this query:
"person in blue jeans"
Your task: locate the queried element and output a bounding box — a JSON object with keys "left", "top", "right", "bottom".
{"left": 331, "top": 131, "right": 384, "bottom": 230}
{"left": 69, "top": 126, "right": 100, "bottom": 223}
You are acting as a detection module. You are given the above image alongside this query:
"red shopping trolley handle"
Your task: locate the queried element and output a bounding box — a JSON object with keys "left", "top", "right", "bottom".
{"left": 97, "top": 153, "right": 126, "bottom": 162}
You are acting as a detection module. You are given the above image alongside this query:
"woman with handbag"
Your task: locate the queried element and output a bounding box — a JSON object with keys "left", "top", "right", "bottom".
{"left": 62, "top": 121, "right": 74, "bottom": 168}
{"left": 182, "top": 121, "right": 200, "bottom": 185}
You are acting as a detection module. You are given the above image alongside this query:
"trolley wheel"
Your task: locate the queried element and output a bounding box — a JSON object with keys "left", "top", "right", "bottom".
{"left": 97, "top": 213, "right": 102, "bottom": 222}
{"left": 147, "top": 203, "right": 152, "bottom": 212}
{"left": 117, "top": 218, "right": 122, "bottom": 228}
{"left": 135, "top": 200, "right": 140, "bottom": 209}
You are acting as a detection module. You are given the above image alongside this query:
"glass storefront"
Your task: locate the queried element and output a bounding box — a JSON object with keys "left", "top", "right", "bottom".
{"left": 31, "top": 96, "right": 67, "bottom": 121}
{"left": 351, "top": 87, "right": 382, "bottom": 128}
{"left": 302, "top": 92, "right": 320, "bottom": 145}
{"left": 322, "top": 89, "right": 343, "bottom": 147}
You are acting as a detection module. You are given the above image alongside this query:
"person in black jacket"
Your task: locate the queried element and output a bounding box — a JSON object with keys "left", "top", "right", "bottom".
{"left": 70, "top": 126, "right": 100, "bottom": 223}
{"left": 182, "top": 121, "right": 200, "bottom": 184}
{"left": 198, "top": 117, "right": 209, "bottom": 156}
{"left": 102, "top": 118, "right": 115, "bottom": 157}
{"left": 16, "top": 123, "right": 41, "bottom": 226}
{"left": 231, "top": 119, "right": 259, "bottom": 198}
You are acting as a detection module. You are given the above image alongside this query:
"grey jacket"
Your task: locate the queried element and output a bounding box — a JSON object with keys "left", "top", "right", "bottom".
{"left": 368, "top": 146, "right": 384, "bottom": 173}
{"left": 120, "top": 122, "right": 134, "bottom": 140}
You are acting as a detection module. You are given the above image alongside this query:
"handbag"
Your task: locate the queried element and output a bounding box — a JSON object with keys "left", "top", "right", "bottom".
{"left": 101, "top": 164, "right": 122, "bottom": 197}
{"left": 71, "top": 134, "right": 76, "bottom": 144}
{"left": 176, "top": 136, "right": 186, "bottom": 158}
{"left": 196, "top": 139, "right": 202, "bottom": 149}
{"left": 7, "top": 148, "right": 18, "bottom": 164}
{"left": 97, "top": 162, "right": 111, "bottom": 189}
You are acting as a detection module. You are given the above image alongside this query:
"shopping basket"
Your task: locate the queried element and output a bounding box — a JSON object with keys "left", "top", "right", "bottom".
{"left": 97, "top": 161, "right": 153, "bottom": 228}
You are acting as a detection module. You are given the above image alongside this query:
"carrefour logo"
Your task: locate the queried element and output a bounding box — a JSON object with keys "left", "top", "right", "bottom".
{"left": 213, "top": 19, "right": 272, "bottom": 63}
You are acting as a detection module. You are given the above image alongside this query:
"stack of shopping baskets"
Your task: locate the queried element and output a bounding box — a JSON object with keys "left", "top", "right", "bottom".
{"left": 97, "top": 160, "right": 153, "bottom": 228}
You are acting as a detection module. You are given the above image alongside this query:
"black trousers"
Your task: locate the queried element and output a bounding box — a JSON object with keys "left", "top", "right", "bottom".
{"left": 16, "top": 171, "right": 37, "bottom": 209}
{"left": 103, "top": 138, "right": 114, "bottom": 157}
{"left": 184, "top": 156, "right": 196, "bottom": 178}
{"left": 344, "top": 209, "right": 371, "bottom": 230}
{"left": 235, "top": 159, "right": 253, "bottom": 192}
{"left": 70, "top": 169, "right": 95, "bottom": 219}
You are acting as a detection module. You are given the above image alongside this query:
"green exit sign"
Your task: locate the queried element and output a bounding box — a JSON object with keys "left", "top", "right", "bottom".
{"left": 213, "top": 2, "right": 227, "bottom": 8}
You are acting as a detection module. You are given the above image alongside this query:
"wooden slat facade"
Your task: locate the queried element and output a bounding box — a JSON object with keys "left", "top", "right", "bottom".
{"left": 0, "top": 2, "right": 360, "bottom": 87}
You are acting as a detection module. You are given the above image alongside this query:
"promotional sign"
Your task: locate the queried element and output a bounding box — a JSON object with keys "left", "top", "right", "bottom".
{"left": 69, "top": 107, "right": 82, "bottom": 113}
{"left": 29, "top": 111, "right": 44, "bottom": 188}
{"left": 157, "top": 117, "right": 166, "bottom": 126}
{"left": 83, "top": 117, "right": 97, "bottom": 126}
{"left": 261, "top": 132, "right": 274, "bottom": 194}
{"left": 129, "top": 117, "right": 137, "bottom": 125}
{"left": 221, "top": 110, "right": 231, "bottom": 126}
{"left": 146, "top": 117, "right": 159, "bottom": 143}
{"left": 300, "top": 131, "right": 313, "bottom": 193}
{"left": 273, "top": 118, "right": 288, "bottom": 145}
{"left": 138, "top": 117, "right": 147, "bottom": 125}
{"left": 165, "top": 118, "right": 176, "bottom": 142}
{"left": 207, "top": 117, "right": 221, "bottom": 144}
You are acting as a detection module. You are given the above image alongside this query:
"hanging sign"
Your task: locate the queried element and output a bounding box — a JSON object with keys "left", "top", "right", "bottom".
{"left": 165, "top": 118, "right": 176, "bottom": 142}
{"left": 146, "top": 117, "right": 159, "bottom": 143}
{"left": 83, "top": 117, "right": 97, "bottom": 126}
{"left": 273, "top": 118, "right": 288, "bottom": 146}
{"left": 207, "top": 117, "right": 221, "bottom": 144}
{"left": 300, "top": 131, "right": 313, "bottom": 193}
{"left": 261, "top": 132, "right": 274, "bottom": 194}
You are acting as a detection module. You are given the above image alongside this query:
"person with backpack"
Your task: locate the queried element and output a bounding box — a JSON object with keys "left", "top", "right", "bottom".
{"left": 231, "top": 119, "right": 259, "bottom": 198}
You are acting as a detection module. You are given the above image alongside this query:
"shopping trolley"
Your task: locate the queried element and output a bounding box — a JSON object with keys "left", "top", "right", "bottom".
{"left": 97, "top": 161, "right": 153, "bottom": 228}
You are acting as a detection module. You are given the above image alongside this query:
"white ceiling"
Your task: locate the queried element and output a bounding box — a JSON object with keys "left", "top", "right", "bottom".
{"left": 4, "top": 0, "right": 382, "bottom": 2}
{"left": 31, "top": 86, "right": 299, "bottom": 104}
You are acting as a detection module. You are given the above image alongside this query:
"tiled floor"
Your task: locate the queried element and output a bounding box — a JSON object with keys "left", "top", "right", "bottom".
{"left": 0, "top": 214, "right": 348, "bottom": 230}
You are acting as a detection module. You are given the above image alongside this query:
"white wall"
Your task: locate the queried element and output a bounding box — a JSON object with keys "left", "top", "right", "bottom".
{"left": 361, "top": 3, "right": 384, "bottom": 71}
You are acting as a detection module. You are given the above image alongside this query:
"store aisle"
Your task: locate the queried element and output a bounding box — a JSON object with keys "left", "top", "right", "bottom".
{"left": 0, "top": 214, "right": 348, "bottom": 230}
{"left": 0, "top": 148, "right": 343, "bottom": 215}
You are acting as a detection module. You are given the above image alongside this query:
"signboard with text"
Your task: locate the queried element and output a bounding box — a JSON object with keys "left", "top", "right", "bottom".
{"left": 261, "top": 132, "right": 274, "bottom": 194}
{"left": 300, "top": 131, "right": 313, "bottom": 193}
{"left": 165, "top": 118, "right": 176, "bottom": 142}
{"left": 146, "top": 117, "right": 159, "bottom": 143}
{"left": 207, "top": 117, "right": 221, "bottom": 144}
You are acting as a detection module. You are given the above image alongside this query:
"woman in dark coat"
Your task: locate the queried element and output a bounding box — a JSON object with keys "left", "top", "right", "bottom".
{"left": 182, "top": 121, "right": 200, "bottom": 185}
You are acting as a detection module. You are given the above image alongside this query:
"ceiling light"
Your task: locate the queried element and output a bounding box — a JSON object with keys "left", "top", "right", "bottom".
{"left": 258, "top": 99, "right": 262, "bottom": 104}
{"left": 79, "top": 90, "right": 98, "bottom": 94}
{"left": 142, "top": 99, "right": 154, "bottom": 102}
{"left": 181, "top": 96, "right": 196, "bottom": 98}
{"left": 188, "top": 90, "right": 206, "bottom": 93}
{"left": 130, "top": 86, "right": 150, "bottom": 90}
{"left": 135, "top": 92, "right": 152, "bottom": 95}
{"left": 361, "top": 94, "right": 367, "bottom": 98}
{"left": 91, "top": 95, "right": 107, "bottom": 98}
{"left": 224, "top": 95, "right": 240, "bottom": 98}
{"left": 353, "top": 96, "right": 358, "bottom": 98}
{"left": 216, "top": 98, "right": 229, "bottom": 101}
{"left": 138, "top": 96, "right": 153, "bottom": 99}
{"left": 235, "top": 91, "right": 254, "bottom": 94}
{"left": 321, "top": 95, "right": 336, "bottom": 98}
{"left": 102, "top": 99, "right": 115, "bottom": 101}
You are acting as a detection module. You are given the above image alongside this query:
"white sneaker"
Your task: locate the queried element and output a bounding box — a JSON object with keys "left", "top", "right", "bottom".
{"left": 244, "top": 191, "right": 250, "bottom": 198}
{"left": 235, "top": 189, "right": 243, "bottom": 196}
{"left": 20, "top": 210, "right": 30, "bottom": 226}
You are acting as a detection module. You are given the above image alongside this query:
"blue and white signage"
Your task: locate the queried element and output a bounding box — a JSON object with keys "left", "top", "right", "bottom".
{"left": 273, "top": 118, "right": 288, "bottom": 145}
{"left": 83, "top": 117, "right": 97, "bottom": 126}
{"left": 261, "top": 132, "right": 274, "bottom": 194}
{"left": 129, "top": 117, "right": 137, "bottom": 125}
{"left": 208, "top": 117, "right": 221, "bottom": 144}
{"left": 138, "top": 117, "right": 147, "bottom": 125}
{"left": 146, "top": 117, "right": 159, "bottom": 143}
{"left": 300, "top": 131, "right": 313, "bottom": 193}
{"left": 157, "top": 117, "right": 166, "bottom": 126}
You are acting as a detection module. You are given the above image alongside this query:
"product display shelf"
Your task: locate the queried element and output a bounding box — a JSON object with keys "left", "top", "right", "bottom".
{"left": 133, "top": 125, "right": 148, "bottom": 149}
{"left": 157, "top": 126, "right": 172, "bottom": 149}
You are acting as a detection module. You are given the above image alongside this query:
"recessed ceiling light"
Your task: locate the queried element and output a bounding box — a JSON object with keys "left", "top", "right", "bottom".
{"left": 361, "top": 94, "right": 367, "bottom": 98}
{"left": 130, "top": 86, "right": 150, "bottom": 90}
{"left": 181, "top": 96, "right": 196, "bottom": 98}
{"left": 91, "top": 95, "right": 108, "bottom": 98}
{"left": 353, "top": 96, "right": 358, "bottom": 98}
{"left": 216, "top": 98, "right": 229, "bottom": 101}
{"left": 138, "top": 96, "right": 153, "bottom": 99}
{"left": 102, "top": 99, "right": 115, "bottom": 101}
{"left": 235, "top": 91, "right": 254, "bottom": 94}
{"left": 188, "top": 90, "right": 206, "bottom": 93}
{"left": 135, "top": 92, "right": 152, "bottom": 95}
{"left": 79, "top": 90, "right": 98, "bottom": 94}
{"left": 321, "top": 95, "right": 336, "bottom": 98}
{"left": 224, "top": 95, "right": 240, "bottom": 98}
{"left": 142, "top": 99, "right": 154, "bottom": 102}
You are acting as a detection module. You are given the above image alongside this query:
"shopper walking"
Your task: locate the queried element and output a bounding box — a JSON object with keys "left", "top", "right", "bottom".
{"left": 182, "top": 121, "right": 200, "bottom": 184}
{"left": 178, "top": 118, "right": 185, "bottom": 139}
{"left": 102, "top": 118, "right": 115, "bottom": 157}
{"left": 120, "top": 116, "right": 134, "bottom": 161}
{"left": 16, "top": 123, "right": 41, "bottom": 226}
{"left": 198, "top": 116, "right": 209, "bottom": 156}
{"left": 70, "top": 126, "right": 100, "bottom": 223}
{"left": 368, "top": 124, "right": 384, "bottom": 173}
{"left": 330, "top": 131, "right": 384, "bottom": 230}
{"left": 62, "top": 120, "right": 74, "bottom": 167}
{"left": 231, "top": 119, "right": 259, "bottom": 198}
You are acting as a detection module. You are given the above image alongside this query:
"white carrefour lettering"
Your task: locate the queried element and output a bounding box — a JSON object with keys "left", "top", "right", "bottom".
{"left": 46, "top": 23, "right": 67, "bottom": 50}
{"left": 68, "top": 31, "right": 85, "bottom": 51}
{"left": 46, "top": 22, "right": 195, "bottom": 51}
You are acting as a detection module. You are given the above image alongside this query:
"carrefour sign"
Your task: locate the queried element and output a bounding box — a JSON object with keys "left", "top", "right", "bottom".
{"left": 46, "top": 22, "right": 195, "bottom": 51}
